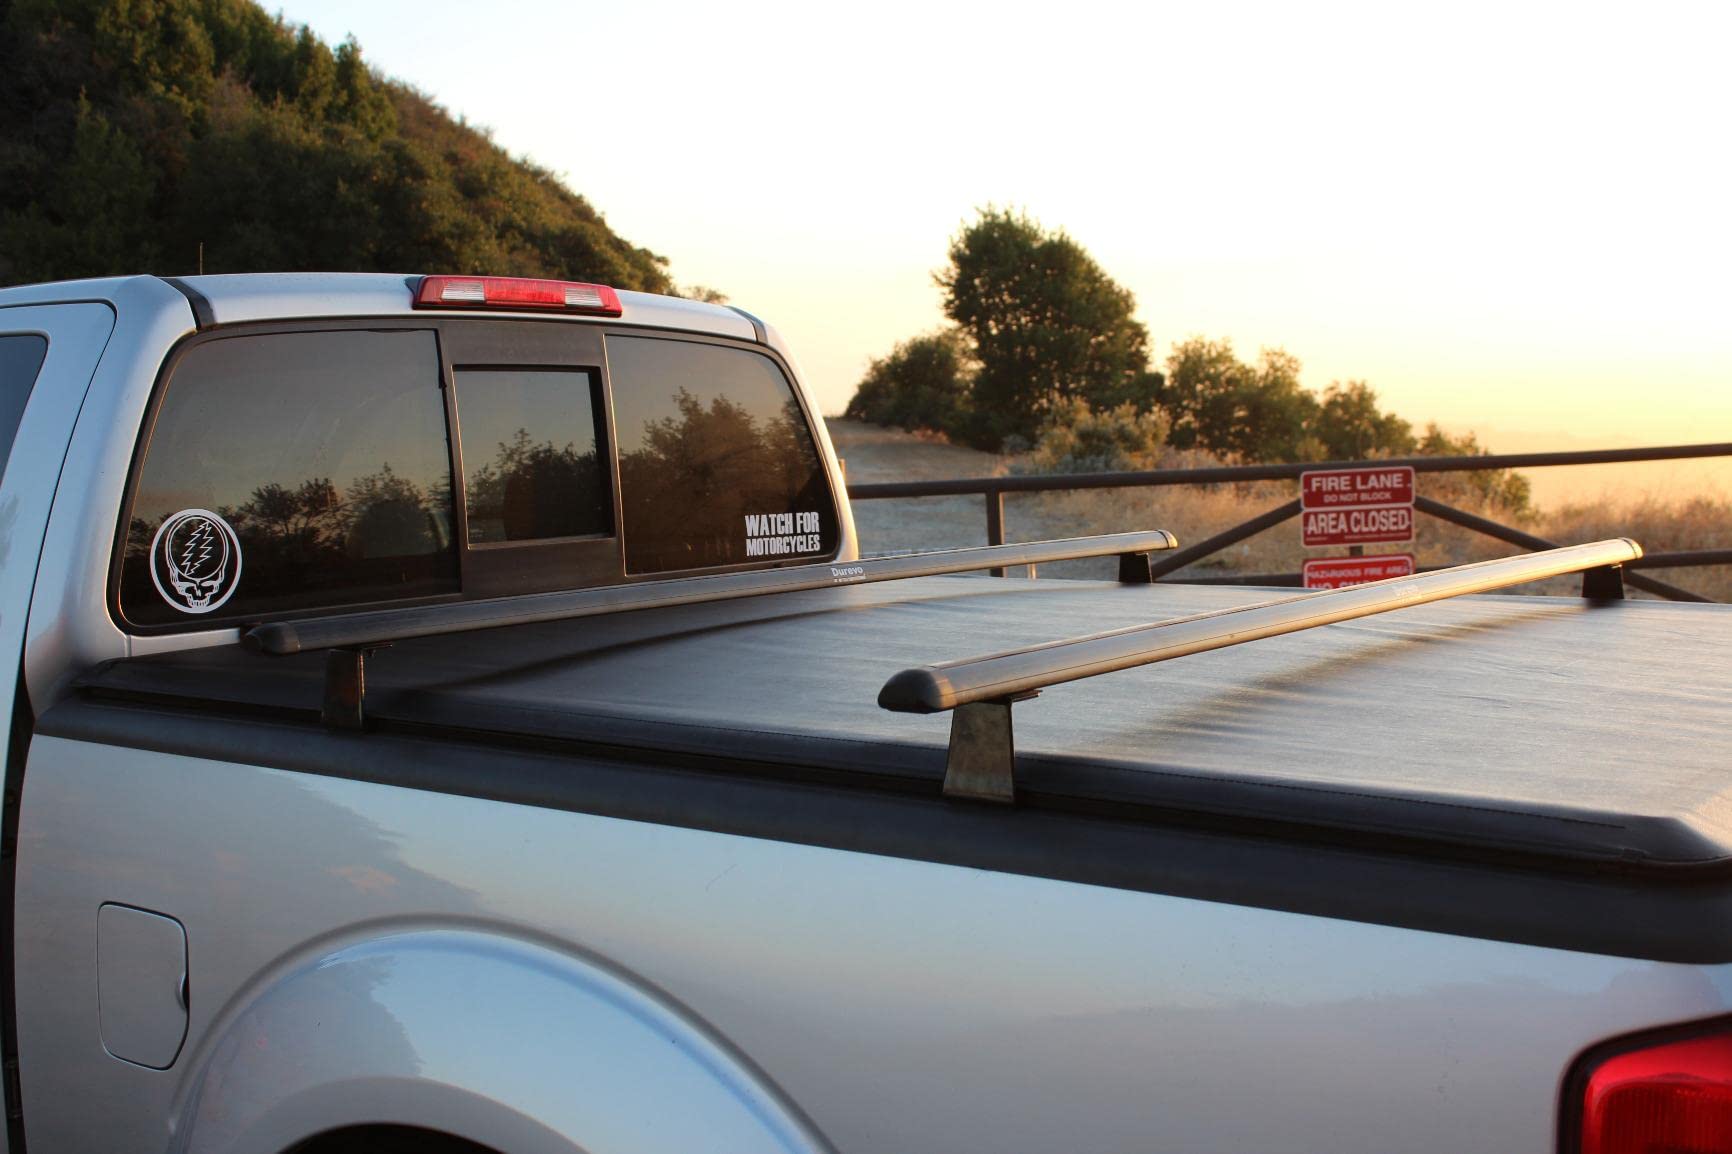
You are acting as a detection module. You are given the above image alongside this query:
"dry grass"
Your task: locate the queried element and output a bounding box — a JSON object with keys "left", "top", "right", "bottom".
{"left": 828, "top": 419, "right": 1732, "bottom": 599}
{"left": 1541, "top": 495, "right": 1732, "bottom": 601}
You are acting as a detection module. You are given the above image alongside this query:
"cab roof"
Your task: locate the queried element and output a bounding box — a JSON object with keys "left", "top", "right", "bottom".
{"left": 0, "top": 272, "right": 759, "bottom": 343}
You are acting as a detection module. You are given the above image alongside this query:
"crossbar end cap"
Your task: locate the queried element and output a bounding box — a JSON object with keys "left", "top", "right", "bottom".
{"left": 244, "top": 622, "right": 300, "bottom": 656}
{"left": 878, "top": 667, "right": 955, "bottom": 714}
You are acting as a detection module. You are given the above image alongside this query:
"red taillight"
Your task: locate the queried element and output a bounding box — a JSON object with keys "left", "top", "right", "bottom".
{"left": 1572, "top": 1025, "right": 1732, "bottom": 1154}
{"left": 412, "top": 275, "right": 622, "bottom": 316}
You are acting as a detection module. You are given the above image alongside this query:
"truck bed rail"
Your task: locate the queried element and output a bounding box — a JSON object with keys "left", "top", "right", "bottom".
{"left": 878, "top": 538, "right": 1643, "bottom": 802}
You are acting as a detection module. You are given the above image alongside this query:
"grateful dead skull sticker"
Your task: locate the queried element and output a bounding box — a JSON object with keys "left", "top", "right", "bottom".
{"left": 150, "top": 508, "right": 243, "bottom": 614}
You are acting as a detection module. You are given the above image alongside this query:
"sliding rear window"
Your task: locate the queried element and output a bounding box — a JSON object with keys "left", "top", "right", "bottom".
{"left": 454, "top": 367, "right": 610, "bottom": 544}
{"left": 118, "top": 329, "right": 456, "bottom": 627}
{"left": 609, "top": 335, "right": 838, "bottom": 574}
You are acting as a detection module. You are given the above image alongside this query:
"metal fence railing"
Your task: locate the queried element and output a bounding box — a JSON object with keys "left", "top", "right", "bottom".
{"left": 846, "top": 441, "right": 1732, "bottom": 602}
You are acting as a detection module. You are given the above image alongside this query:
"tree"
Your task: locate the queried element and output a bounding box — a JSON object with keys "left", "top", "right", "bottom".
{"left": 1311, "top": 380, "right": 1416, "bottom": 460}
{"left": 843, "top": 330, "right": 971, "bottom": 436}
{"left": 936, "top": 208, "right": 1155, "bottom": 449}
{"left": 1416, "top": 423, "right": 1533, "bottom": 515}
{"left": 1232, "top": 348, "right": 1315, "bottom": 463}
{"left": 1159, "top": 338, "right": 1316, "bottom": 462}
{"left": 0, "top": 0, "right": 673, "bottom": 289}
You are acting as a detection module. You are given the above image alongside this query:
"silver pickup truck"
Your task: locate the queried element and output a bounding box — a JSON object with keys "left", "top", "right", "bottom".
{"left": 0, "top": 272, "right": 1728, "bottom": 1154}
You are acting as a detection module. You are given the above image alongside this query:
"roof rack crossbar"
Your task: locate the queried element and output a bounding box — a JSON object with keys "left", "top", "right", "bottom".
{"left": 246, "top": 530, "right": 1179, "bottom": 660}
{"left": 273, "top": 531, "right": 1176, "bottom": 732}
{"left": 878, "top": 539, "right": 1643, "bottom": 804}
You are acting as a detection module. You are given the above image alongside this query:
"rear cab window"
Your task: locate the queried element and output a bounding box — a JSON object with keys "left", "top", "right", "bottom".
{"left": 115, "top": 320, "right": 839, "bottom": 630}
{"left": 609, "top": 335, "right": 838, "bottom": 574}
{"left": 119, "top": 329, "right": 456, "bottom": 626}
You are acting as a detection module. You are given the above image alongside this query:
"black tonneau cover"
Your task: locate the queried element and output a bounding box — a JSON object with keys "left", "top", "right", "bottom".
{"left": 83, "top": 577, "right": 1732, "bottom": 870}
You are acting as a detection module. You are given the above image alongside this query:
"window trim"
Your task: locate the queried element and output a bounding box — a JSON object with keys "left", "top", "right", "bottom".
{"left": 435, "top": 320, "right": 624, "bottom": 600}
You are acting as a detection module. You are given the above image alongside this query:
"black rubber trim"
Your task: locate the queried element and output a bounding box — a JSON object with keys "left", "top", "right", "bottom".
{"left": 161, "top": 277, "right": 214, "bottom": 329}
{"left": 1554, "top": 1012, "right": 1732, "bottom": 1152}
{"left": 2, "top": 667, "right": 31, "bottom": 1151}
{"left": 36, "top": 695, "right": 1732, "bottom": 965}
{"left": 726, "top": 305, "right": 769, "bottom": 345}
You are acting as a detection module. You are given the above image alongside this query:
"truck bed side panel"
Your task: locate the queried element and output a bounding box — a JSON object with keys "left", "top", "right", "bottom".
{"left": 15, "top": 731, "right": 1732, "bottom": 1154}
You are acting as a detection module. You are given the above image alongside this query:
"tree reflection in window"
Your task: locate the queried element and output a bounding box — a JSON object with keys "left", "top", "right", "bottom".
{"left": 126, "top": 464, "right": 453, "bottom": 613}
{"left": 466, "top": 429, "right": 608, "bottom": 543}
{"left": 618, "top": 387, "right": 834, "bottom": 573}
{"left": 454, "top": 368, "right": 609, "bottom": 544}
{"left": 118, "top": 328, "right": 458, "bottom": 626}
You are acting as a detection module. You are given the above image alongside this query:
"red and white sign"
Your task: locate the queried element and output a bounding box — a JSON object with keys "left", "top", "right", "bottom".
{"left": 1300, "top": 466, "right": 1415, "bottom": 510}
{"left": 1300, "top": 464, "right": 1416, "bottom": 546}
{"left": 1303, "top": 553, "right": 1416, "bottom": 590}
{"left": 1301, "top": 504, "right": 1414, "bottom": 547}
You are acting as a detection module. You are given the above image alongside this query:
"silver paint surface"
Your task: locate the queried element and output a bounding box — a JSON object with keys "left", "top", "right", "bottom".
{"left": 16, "top": 736, "right": 1732, "bottom": 1153}
{"left": 23, "top": 278, "right": 210, "bottom": 708}
{"left": 0, "top": 299, "right": 120, "bottom": 1154}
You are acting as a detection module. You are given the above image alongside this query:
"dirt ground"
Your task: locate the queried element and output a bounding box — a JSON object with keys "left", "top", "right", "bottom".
{"left": 828, "top": 419, "right": 1136, "bottom": 579}
{"left": 829, "top": 420, "right": 1011, "bottom": 553}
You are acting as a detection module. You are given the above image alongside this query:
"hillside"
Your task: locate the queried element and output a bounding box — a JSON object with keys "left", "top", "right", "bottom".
{"left": 0, "top": 0, "right": 671, "bottom": 289}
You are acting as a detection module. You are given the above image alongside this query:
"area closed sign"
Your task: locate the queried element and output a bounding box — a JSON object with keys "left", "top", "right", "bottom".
{"left": 1302, "top": 505, "right": 1414, "bottom": 546}
{"left": 1300, "top": 465, "right": 1416, "bottom": 547}
{"left": 1303, "top": 554, "right": 1416, "bottom": 590}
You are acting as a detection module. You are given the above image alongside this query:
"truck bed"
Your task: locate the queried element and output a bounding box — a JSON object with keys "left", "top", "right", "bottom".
{"left": 62, "top": 575, "right": 1732, "bottom": 960}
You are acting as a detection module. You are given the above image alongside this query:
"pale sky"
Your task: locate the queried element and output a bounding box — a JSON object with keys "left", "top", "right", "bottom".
{"left": 277, "top": 0, "right": 1731, "bottom": 498}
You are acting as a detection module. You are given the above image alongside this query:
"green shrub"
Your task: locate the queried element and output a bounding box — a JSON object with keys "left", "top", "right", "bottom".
{"left": 1015, "top": 398, "right": 1169, "bottom": 474}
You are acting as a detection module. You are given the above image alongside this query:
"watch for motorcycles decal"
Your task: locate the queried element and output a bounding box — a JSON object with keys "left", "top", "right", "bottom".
{"left": 743, "top": 511, "right": 824, "bottom": 558}
{"left": 150, "top": 508, "right": 243, "bottom": 614}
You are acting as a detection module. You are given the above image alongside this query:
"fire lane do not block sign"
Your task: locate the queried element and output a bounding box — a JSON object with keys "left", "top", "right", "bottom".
{"left": 1303, "top": 554, "right": 1416, "bottom": 590}
{"left": 1300, "top": 465, "right": 1416, "bottom": 547}
{"left": 1300, "top": 465, "right": 1415, "bottom": 510}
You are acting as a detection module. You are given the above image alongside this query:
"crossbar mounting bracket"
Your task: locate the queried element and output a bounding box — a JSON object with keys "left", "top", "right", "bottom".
{"left": 1117, "top": 551, "right": 1155, "bottom": 584}
{"left": 1581, "top": 564, "right": 1626, "bottom": 601}
{"left": 322, "top": 644, "right": 390, "bottom": 732}
{"left": 941, "top": 691, "right": 1037, "bottom": 804}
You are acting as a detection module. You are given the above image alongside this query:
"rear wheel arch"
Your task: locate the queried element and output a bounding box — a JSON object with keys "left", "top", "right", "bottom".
{"left": 181, "top": 927, "right": 833, "bottom": 1154}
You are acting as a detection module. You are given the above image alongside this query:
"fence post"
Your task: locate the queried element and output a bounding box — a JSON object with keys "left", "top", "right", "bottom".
{"left": 986, "top": 489, "right": 1006, "bottom": 576}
